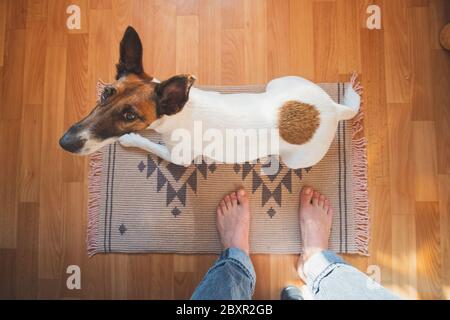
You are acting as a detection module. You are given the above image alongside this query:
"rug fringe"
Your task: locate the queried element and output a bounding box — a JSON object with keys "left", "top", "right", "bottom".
{"left": 351, "top": 101, "right": 370, "bottom": 256}
{"left": 87, "top": 151, "right": 103, "bottom": 257}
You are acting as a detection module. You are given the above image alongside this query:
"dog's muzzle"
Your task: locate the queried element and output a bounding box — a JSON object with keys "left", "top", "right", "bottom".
{"left": 59, "top": 124, "right": 87, "bottom": 153}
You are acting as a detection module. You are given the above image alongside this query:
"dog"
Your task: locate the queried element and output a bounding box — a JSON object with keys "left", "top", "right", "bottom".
{"left": 59, "top": 26, "right": 362, "bottom": 169}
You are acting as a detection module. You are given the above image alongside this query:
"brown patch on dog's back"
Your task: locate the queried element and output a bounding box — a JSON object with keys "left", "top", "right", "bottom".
{"left": 278, "top": 101, "right": 320, "bottom": 145}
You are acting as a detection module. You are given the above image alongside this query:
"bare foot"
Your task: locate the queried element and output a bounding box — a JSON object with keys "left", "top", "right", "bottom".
{"left": 297, "top": 186, "right": 333, "bottom": 279}
{"left": 216, "top": 189, "right": 250, "bottom": 255}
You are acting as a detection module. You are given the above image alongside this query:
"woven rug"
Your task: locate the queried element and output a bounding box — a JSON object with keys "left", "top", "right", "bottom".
{"left": 87, "top": 82, "right": 369, "bottom": 256}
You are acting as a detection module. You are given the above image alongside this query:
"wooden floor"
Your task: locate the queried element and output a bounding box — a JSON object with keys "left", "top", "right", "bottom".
{"left": 0, "top": 0, "right": 449, "bottom": 300}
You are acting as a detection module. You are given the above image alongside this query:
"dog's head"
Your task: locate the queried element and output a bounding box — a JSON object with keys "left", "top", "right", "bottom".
{"left": 59, "top": 26, "right": 196, "bottom": 155}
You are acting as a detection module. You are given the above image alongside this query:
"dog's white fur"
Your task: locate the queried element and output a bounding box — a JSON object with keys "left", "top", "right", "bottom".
{"left": 119, "top": 75, "right": 360, "bottom": 169}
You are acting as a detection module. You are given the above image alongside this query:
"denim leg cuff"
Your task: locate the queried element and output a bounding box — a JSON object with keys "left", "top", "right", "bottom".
{"left": 190, "top": 247, "right": 256, "bottom": 300}
{"left": 213, "top": 248, "right": 256, "bottom": 291}
{"left": 303, "top": 250, "right": 347, "bottom": 294}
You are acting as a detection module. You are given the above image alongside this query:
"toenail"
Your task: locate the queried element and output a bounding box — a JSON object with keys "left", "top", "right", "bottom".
{"left": 304, "top": 187, "right": 312, "bottom": 194}
{"left": 239, "top": 189, "right": 246, "bottom": 196}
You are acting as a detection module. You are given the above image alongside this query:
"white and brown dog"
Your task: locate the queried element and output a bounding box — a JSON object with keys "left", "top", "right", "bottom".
{"left": 60, "top": 26, "right": 362, "bottom": 169}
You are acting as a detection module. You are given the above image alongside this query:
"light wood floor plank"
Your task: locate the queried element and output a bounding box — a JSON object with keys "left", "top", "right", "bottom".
{"left": 0, "top": 249, "right": 16, "bottom": 299}
{"left": 387, "top": 103, "right": 414, "bottom": 215}
{"left": 131, "top": 0, "right": 154, "bottom": 74}
{"left": 90, "top": 0, "right": 111, "bottom": 10}
{"left": 6, "top": 0, "right": 26, "bottom": 30}
{"left": 412, "top": 121, "right": 439, "bottom": 202}
{"left": 176, "top": 15, "right": 199, "bottom": 75}
{"left": 0, "top": 119, "right": 21, "bottom": 249}
{"left": 16, "top": 202, "right": 39, "bottom": 299}
{"left": 252, "top": 254, "right": 271, "bottom": 300}
{"left": 60, "top": 182, "right": 85, "bottom": 299}
{"left": 221, "top": 0, "right": 245, "bottom": 30}
{"left": 360, "top": 27, "right": 389, "bottom": 181}
{"left": 408, "top": 6, "right": 434, "bottom": 121}
{"left": 415, "top": 201, "right": 443, "bottom": 299}
{"left": 221, "top": 28, "right": 245, "bottom": 85}
{"left": 438, "top": 175, "right": 450, "bottom": 299}
{"left": 0, "top": 0, "right": 7, "bottom": 67}
{"left": 383, "top": 0, "right": 411, "bottom": 103}
{"left": 269, "top": 255, "right": 300, "bottom": 300}
{"left": 38, "top": 43, "right": 67, "bottom": 279}
{"left": 62, "top": 34, "right": 89, "bottom": 183}
{"left": 267, "top": 0, "right": 291, "bottom": 79}
{"left": 368, "top": 181, "right": 393, "bottom": 287}
{"left": 336, "top": 0, "right": 361, "bottom": 75}
{"left": 152, "top": 0, "right": 177, "bottom": 80}
{"left": 392, "top": 213, "right": 417, "bottom": 299}
{"left": 18, "top": 104, "right": 43, "bottom": 202}
{"left": 432, "top": 49, "right": 450, "bottom": 175}
{"left": 244, "top": 0, "right": 267, "bottom": 84}
{"left": 198, "top": 0, "right": 221, "bottom": 85}
{"left": 46, "top": 0, "right": 68, "bottom": 46}
{"left": 289, "top": 0, "right": 314, "bottom": 80}
{"left": 1, "top": 29, "right": 25, "bottom": 120}
{"left": 176, "top": 0, "right": 198, "bottom": 16}
{"left": 312, "top": 1, "right": 338, "bottom": 82}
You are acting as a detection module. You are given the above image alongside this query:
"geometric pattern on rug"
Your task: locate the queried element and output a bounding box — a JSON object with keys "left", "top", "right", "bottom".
{"left": 137, "top": 156, "right": 217, "bottom": 218}
{"left": 137, "top": 154, "right": 312, "bottom": 219}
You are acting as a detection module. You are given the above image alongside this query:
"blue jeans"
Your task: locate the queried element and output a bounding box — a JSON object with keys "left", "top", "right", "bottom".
{"left": 191, "top": 248, "right": 399, "bottom": 300}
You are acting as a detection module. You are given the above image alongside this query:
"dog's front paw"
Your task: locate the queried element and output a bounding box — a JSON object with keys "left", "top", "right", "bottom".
{"left": 118, "top": 133, "right": 140, "bottom": 148}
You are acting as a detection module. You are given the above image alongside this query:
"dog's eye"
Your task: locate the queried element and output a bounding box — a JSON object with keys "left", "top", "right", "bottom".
{"left": 101, "top": 87, "right": 116, "bottom": 102}
{"left": 123, "top": 111, "right": 137, "bottom": 121}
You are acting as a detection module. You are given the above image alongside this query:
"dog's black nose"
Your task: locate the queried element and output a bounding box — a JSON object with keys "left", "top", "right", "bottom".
{"left": 59, "top": 133, "right": 86, "bottom": 153}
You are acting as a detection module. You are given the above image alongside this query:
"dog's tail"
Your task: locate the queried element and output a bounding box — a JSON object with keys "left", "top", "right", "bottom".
{"left": 335, "top": 72, "right": 362, "bottom": 121}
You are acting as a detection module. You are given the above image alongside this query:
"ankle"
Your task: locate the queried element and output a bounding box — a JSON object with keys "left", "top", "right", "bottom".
{"left": 303, "top": 248, "right": 326, "bottom": 263}
{"left": 298, "top": 249, "right": 326, "bottom": 282}
{"left": 222, "top": 239, "right": 249, "bottom": 255}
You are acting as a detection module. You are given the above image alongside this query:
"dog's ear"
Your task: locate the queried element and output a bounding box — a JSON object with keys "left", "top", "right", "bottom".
{"left": 155, "top": 74, "right": 196, "bottom": 116}
{"left": 116, "top": 26, "right": 144, "bottom": 79}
